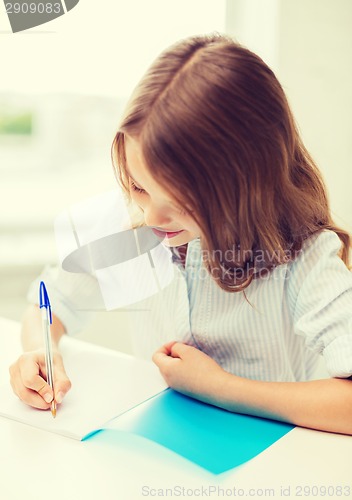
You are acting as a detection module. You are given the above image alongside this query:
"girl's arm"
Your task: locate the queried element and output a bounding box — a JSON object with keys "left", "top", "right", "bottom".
{"left": 153, "top": 341, "right": 352, "bottom": 435}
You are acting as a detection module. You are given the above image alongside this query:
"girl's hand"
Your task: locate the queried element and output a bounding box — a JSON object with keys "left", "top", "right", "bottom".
{"left": 152, "top": 341, "right": 227, "bottom": 403}
{"left": 9, "top": 349, "right": 71, "bottom": 410}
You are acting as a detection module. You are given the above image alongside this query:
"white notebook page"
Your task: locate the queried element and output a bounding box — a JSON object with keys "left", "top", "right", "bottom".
{"left": 0, "top": 335, "right": 167, "bottom": 439}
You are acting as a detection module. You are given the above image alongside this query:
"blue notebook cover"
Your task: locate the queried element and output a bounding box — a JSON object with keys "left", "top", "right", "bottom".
{"left": 89, "top": 389, "right": 294, "bottom": 474}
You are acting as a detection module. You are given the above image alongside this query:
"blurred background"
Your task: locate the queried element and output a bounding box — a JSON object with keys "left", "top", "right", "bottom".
{"left": 0, "top": 0, "right": 351, "bottom": 354}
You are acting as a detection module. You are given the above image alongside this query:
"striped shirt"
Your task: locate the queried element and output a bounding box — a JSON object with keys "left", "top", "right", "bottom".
{"left": 27, "top": 230, "right": 352, "bottom": 382}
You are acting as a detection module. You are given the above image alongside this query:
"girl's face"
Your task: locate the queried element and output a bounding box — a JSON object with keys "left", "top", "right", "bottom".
{"left": 125, "top": 136, "right": 201, "bottom": 247}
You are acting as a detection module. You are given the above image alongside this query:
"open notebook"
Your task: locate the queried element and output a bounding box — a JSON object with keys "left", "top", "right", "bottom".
{"left": 0, "top": 335, "right": 167, "bottom": 440}
{"left": 0, "top": 334, "right": 294, "bottom": 473}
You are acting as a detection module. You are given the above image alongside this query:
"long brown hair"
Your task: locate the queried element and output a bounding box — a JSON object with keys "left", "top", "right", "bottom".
{"left": 112, "top": 33, "right": 350, "bottom": 292}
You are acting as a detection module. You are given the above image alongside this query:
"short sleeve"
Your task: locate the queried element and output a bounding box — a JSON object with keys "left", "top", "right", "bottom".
{"left": 27, "top": 265, "right": 102, "bottom": 335}
{"left": 287, "top": 230, "right": 352, "bottom": 378}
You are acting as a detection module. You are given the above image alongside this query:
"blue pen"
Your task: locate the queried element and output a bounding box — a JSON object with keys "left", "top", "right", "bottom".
{"left": 39, "top": 281, "right": 57, "bottom": 418}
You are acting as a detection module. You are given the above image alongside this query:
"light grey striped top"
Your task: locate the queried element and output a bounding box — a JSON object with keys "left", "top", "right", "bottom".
{"left": 27, "top": 230, "right": 352, "bottom": 382}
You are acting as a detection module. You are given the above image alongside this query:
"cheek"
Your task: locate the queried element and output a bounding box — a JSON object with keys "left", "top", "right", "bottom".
{"left": 181, "top": 215, "right": 201, "bottom": 235}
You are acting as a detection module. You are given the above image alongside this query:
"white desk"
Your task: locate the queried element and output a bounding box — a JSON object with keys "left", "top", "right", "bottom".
{"left": 1, "top": 317, "right": 351, "bottom": 500}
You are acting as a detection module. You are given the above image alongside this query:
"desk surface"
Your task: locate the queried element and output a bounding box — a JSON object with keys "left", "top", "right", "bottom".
{"left": 1, "top": 317, "right": 351, "bottom": 500}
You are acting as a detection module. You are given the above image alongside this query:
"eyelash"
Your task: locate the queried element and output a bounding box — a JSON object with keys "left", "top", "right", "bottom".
{"left": 129, "top": 180, "right": 189, "bottom": 216}
{"left": 130, "top": 181, "right": 145, "bottom": 194}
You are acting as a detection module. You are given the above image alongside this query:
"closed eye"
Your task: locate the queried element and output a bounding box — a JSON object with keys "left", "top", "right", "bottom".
{"left": 130, "top": 180, "right": 146, "bottom": 194}
{"left": 130, "top": 178, "right": 191, "bottom": 216}
{"left": 177, "top": 207, "right": 188, "bottom": 216}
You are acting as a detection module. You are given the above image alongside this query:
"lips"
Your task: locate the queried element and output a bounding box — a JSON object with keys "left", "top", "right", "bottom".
{"left": 152, "top": 228, "right": 184, "bottom": 239}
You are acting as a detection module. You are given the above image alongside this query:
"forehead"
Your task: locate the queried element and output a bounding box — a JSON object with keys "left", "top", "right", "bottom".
{"left": 124, "top": 136, "right": 146, "bottom": 177}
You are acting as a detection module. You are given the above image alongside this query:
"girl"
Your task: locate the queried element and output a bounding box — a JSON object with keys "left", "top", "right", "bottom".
{"left": 10, "top": 33, "right": 352, "bottom": 434}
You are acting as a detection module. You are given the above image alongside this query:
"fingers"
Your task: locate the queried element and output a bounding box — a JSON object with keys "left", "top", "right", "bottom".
{"left": 153, "top": 341, "right": 191, "bottom": 359}
{"left": 9, "top": 358, "right": 51, "bottom": 410}
{"left": 9, "top": 350, "right": 71, "bottom": 410}
{"left": 152, "top": 341, "right": 177, "bottom": 362}
{"left": 152, "top": 341, "right": 191, "bottom": 369}
{"left": 18, "top": 354, "right": 54, "bottom": 403}
{"left": 17, "top": 385, "right": 53, "bottom": 410}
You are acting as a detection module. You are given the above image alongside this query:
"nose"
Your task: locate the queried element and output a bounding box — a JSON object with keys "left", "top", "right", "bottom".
{"left": 142, "top": 201, "right": 172, "bottom": 228}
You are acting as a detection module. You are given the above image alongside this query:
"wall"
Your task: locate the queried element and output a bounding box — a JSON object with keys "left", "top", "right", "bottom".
{"left": 226, "top": 0, "right": 352, "bottom": 231}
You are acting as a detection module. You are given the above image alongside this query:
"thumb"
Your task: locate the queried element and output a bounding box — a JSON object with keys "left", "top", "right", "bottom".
{"left": 169, "top": 342, "right": 193, "bottom": 359}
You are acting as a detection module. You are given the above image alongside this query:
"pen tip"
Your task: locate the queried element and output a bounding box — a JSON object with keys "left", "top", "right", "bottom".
{"left": 51, "top": 401, "right": 57, "bottom": 419}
